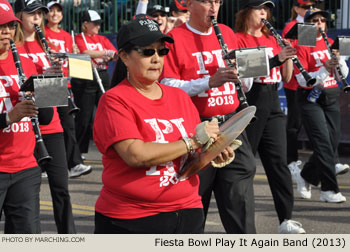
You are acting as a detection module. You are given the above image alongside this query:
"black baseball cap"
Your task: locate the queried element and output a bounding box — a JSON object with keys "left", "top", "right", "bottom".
{"left": 147, "top": 5, "right": 167, "bottom": 16}
{"left": 239, "top": 0, "right": 275, "bottom": 10}
{"left": 14, "top": 0, "right": 49, "bottom": 14}
{"left": 304, "top": 8, "right": 329, "bottom": 22}
{"left": 82, "top": 10, "right": 102, "bottom": 25}
{"left": 117, "top": 19, "right": 174, "bottom": 50}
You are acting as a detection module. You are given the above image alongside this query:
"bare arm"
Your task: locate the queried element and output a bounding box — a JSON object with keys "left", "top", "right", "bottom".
{"left": 82, "top": 49, "right": 105, "bottom": 59}
{"left": 113, "top": 139, "right": 191, "bottom": 167}
{"left": 113, "top": 120, "right": 220, "bottom": 167}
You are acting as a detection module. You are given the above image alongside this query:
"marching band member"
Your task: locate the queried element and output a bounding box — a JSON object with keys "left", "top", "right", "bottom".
{"left": 235, "top": 0, "right": 305, "bottom": 233}
{"left": 161, "top": 0, "right": 257, "bottom": 234}
{"left": 146, "top": 4, "right": 169, "bottom": 34}
{"left": 0, "top": 0, "right": 41, "bottom": 233}
{"left": 72, "top": 10, "right": 117, "bottom": 156}
{"left": 14, "top": 0, "right": 76, "bottom": 233}
{"left": 93, "top": 18, "right": 234, "bottom": 234}
{"left": 294, "top": 8, "right": 348, "bottom": 203}
{"left": 282, "top": 0, "right": 315, "bottom": 182}
{"left": 44, "top": 0, "right": 92, "bottom": 178}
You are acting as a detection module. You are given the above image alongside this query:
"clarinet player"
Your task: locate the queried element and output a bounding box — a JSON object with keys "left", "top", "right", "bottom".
{"left": 44, "top": 1, "right": 92, "bottom": 178}
{"left": 13, "top": 0, "right": 76, "bottom": 234}
{"left": 161, "top": 0, "right": 257, "bottom": 234}
{"left": 294, "top": 8, "right": 348, "bottom": 203}
{"left": 0, "top": 0, "right": 46, "bottom": 233}
{"left": 235, "top": 0, "right": 305, "bottom": 233}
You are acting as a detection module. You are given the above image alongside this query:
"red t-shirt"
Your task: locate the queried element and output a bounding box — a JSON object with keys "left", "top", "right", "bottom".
{"left": 282, "top": 19, "right": 300, "bottom": 90}
{"left": 74, "top": 33, "right": 117, "bottom": 70}
{"left": 296, "top": 37, "right": 337, "bottom": 90}
{"left": 236, "top": 32, "right": 282, "bottom": 84}
{"left": 45, "top": 26, "right": 73, "bottom": 81}
{"left": 93, "top": 80, "right": 202, "bottom": 219}
{"left": 17, "top": 41, "right": 63, "bottom": 134}
{"left": 0, "top": 53, "right": 38, "bottom": 172}
{"left": 161, "top": 23, "right": 240, "bottom": 118}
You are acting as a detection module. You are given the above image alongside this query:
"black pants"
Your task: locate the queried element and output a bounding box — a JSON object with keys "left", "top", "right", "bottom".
{"left": 285, "top": 88, "right": 302, "bottom": 164}
{"left": 94, "top": 209, "right": 204, "bottom": 234}
{"left": 198, "top": 131, "right": 256, "bottom": 233}
{"left": 297, "top": 88, "right": 340, "bottom": 192}
{"left": 57, "top": 106, "right": 83, "bottom": 169}
{"left": 0, "top": 166, "right": 41, "bottom": 234}
{"left": 71, "top": 70, "right": 110, "bottom": 154}
{"left": 41, "top": 133, "right": 76, "bottom": 233}
{"left": 246, "top": 83, "right": 294, "bottom": 224}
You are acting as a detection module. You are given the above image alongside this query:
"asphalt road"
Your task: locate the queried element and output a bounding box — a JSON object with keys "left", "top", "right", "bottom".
{"left": 1, "top": 141, "right": 350, "bottom": 234}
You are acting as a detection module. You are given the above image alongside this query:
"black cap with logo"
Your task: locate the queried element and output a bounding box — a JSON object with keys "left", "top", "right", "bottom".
{"left": 14, "top": 0, "right": 49, "bottom": 14}
{"left": 117, "top": 19, "right": 174, "bottom": 50}
{"left": 82, "top": 10, "right": 103, "bottom": 25}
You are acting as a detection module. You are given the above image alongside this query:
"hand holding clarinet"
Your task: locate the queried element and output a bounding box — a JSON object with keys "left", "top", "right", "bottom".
{"left": 9, "top": 39, "right": 52, "bottom": 164}
{"left": 34, "top": 24, "right": 63, "bottom": 75}
{"left": 210, "top": 16, "right": 249, "bottom": 111}
{"left": 262, "top": 18, "right": 316, "bottom": 87}
{"left": 319, "top": 28, "right": 350, "bottom": 93}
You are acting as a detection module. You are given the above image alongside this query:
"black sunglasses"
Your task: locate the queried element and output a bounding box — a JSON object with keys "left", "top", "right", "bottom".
{"left": 311, "top": 17, "right": 327, "bottom": 23}
{"left": 132, "top": 47, "right": 170, "bottom": 57}
{"left": 300, "top": 5, "right": 314, "bottom": 10}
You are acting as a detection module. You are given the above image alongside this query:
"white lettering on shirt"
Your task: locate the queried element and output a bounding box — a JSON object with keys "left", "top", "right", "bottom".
{"left": 144, "top": 118, "right": 190, "bottom": 186}
{"left": 20, "top": 52, "right": 50, "bottom": 70}
{"left": 310, "top": 49, "right": 330, "bottom": 67}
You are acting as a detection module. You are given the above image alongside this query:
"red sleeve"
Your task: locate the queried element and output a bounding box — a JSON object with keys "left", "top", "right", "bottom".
{"left": 102, "top": 36, "right": 118, "bottom": 53}
{"left": 75, "top": 34, "right": 87, "bottom": 52}
{"left": 93, "top": 90, "right": 143, "bottom": 154}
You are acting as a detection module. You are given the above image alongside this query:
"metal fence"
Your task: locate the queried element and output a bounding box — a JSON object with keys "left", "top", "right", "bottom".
{"left": 9, "top": 1, "right": 350, "bottom": 33}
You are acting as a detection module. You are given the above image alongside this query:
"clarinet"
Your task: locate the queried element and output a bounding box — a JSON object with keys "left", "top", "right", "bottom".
{"left": 34, "top": 24, "right": 80, "bottom": 114}
{"left": 319, "top": 28, "right": 350, "bottom": 93}
{"left": 9, "top": 40, "right": 52, "bottom": 165}
{"left": 211, "top": 17, "right": 249, "bottom": 112}
{"left": 261, "top": 19, "right": 316, "bottom": 87}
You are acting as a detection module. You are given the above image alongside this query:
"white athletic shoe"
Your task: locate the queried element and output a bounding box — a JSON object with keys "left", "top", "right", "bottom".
{"left": 278, "top": 219, "right": 306, "bottom": 234}
{"left": 41, "top": 171, "right": 48, "bottom": 178}
{"left": 295, "top": 169, "right": 311, "bottom": 199}
{"left": 69, "top": 164, "right": 92, "bottom": 178}
{"left": 288, "top": 160, "right": 302, "bottom": 183}
{"left": 335, "top": 163, "right": 350, "bottom": 176}
{"left": 320, "top": 191, "right": 346, "bottom": 203}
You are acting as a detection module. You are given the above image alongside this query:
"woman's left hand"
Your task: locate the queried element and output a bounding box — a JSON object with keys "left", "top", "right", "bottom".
{"left": 332, "top": 49, "right": 341, "bottom": 61}
{"left": 211, "top": 139, "right": 242, "bottom": 168}
{"left": 278, "top": 44, "right": 297, "bottom": 63}
{"left": 212, "top": 145, "right": 234, "bottom": 164}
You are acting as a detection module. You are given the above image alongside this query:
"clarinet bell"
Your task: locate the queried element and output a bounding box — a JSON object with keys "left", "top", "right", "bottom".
{"left": 68, "top": 97, "right": 80, "bottom": 116}
{"left": 306, "top": 76, "right": 317, "bottom": 87}
{"left": 36, "top": 141, "right": 53, "bottom": 165}
{"left": 343, "top": 85, "right": 350, "bottom": 94}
